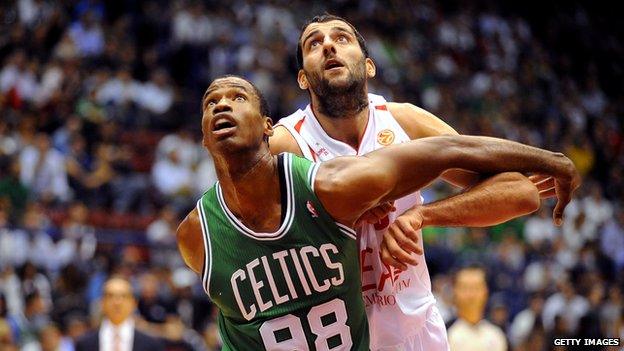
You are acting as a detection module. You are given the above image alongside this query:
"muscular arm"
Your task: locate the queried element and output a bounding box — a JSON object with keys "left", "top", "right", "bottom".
{"left": 388, "top": 102, "right": 542, "bottom": 226}
{"left": 315, "top": 135, "right": 577, "bottom": 227}
{"left": 176, "top": 208, "right": 204, "bottom": 274}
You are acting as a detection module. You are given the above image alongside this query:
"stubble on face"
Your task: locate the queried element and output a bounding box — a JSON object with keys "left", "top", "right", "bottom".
{"left": 305, "top": 55, "right": 369, "bottom": 119}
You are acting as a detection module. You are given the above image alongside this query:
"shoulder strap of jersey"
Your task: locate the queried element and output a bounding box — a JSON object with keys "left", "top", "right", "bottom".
{"left": 196, "top": 196, "right": 213, "bottom": 299}
{"left": 276, "top": 110, "right": 316, "bottom": 160}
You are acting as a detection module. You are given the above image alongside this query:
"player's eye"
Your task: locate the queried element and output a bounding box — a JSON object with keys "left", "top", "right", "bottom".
{"left": 310, "top": 40, "right": 321, "bottom": 48}
{"left": 337, "top": 35, "right": 348, "bottom": 43}
{"left": 207, "top": 100, "right": 216, "bottom": 107}
{"left": 235, "top": 95, "right": 246, "bottom": 102}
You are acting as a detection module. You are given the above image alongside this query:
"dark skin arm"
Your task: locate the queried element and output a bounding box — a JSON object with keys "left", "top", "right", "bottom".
{"left": 178, "top": 135, "right": 579, "bottom": 276}
{"left": 313, "top": 135, "right": 579, "bottom": 228}
{"left": 177, "top": 208, "right": 203, "bottom": 274}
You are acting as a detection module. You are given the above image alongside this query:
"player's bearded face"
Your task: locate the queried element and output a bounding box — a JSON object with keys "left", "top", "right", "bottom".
{"left": 299, "top": 20, "right": 371, "bottom": 118}
{"left": 305, "top": 55, "right": 367, "bottom": 99}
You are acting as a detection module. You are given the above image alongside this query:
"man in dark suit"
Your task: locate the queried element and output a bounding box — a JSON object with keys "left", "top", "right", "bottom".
{"left": 75, "top": 277, "right": 165, "bottom": 351}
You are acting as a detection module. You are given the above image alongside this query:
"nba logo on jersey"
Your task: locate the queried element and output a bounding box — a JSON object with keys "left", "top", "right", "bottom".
{"left": 306, "top": 200, "right": 319, "bottom": 218}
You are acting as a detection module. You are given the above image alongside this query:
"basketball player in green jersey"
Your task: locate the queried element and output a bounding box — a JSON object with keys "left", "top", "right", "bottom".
{"left": 176, "top": 75, "right": 580, "bottom": 350}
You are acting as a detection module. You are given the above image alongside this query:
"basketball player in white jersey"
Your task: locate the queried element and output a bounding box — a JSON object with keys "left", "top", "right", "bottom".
{"left": 269, "top": 15, "right": 561, "bottom": 351}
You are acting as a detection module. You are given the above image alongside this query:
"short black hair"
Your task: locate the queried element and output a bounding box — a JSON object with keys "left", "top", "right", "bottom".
{"left": 202, "top": 75, "right": 270, "bottom": 118}
{"left": 296, "top": 14, "right": 369, "bottom": 70}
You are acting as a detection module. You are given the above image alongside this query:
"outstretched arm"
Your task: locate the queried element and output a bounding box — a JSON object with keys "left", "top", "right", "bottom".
{"left": 314, "top": 135, "right": 579, "bottom": 227}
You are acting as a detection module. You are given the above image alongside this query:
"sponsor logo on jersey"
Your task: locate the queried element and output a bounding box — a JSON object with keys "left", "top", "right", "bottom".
{"left": 376, "top": 129, "right": 395, "bottom": 146}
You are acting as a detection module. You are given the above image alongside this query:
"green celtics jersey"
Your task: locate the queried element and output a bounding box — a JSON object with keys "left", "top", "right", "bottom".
{"left": 196, "top": 153, "right": 368, "bottom": 351}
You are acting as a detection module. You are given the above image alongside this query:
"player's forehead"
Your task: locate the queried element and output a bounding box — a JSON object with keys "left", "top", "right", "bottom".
{"left": 301, "top": 20, "right": 356, "bottom": 42}
{"left": 206, "top": 77, "right": 255, "bottom": 96}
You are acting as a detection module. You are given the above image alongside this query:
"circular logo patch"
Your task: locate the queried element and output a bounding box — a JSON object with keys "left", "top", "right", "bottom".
{"left": 377, "top": 129, "right": 395, "bottom": 146}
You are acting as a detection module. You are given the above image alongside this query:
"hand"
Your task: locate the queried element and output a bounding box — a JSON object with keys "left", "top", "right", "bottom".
{"left": 355, "top": 201, "right": 396, "bottom": 227}
{"left": 380, "top": 208, "right": 424, "bottom": 270}
{"left": 531, "top": 158, "right": 581, "bottom": 226}
{"left": 529, "top": 174, "right": 556, "bottom": 199}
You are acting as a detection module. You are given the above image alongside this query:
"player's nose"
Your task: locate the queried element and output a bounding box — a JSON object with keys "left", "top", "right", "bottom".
{"left": 322, "top": 37, "right": 337, "bottom": 56}
{"left": 213, "top": 96, "right": 232, "bottom": 114}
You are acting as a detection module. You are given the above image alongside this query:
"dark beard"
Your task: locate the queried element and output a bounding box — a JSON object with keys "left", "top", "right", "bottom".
{"left": 307, "top": 63, "right": 368, "bottom": 118}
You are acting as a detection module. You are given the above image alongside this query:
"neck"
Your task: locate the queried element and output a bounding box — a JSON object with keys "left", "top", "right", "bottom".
{"left": 213, "top": 146, "right": 282, "bottom": 231}
{"left": 457, "top": 309, "right": 483, "bottom": 325}
{"left": 310, "top": 91, "right": 369, "bottom": 150}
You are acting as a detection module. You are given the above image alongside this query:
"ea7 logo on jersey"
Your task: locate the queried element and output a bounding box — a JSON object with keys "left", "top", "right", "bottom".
{"left": 306, "top": 201, "right": 319, "bottom": 218}
{"left": 377, "top": 129, "right": 395, "bottom": 146}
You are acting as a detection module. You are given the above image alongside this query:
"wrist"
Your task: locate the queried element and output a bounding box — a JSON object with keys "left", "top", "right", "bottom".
{"left": 415, "top": 205, "right": 432, "bottom": 228}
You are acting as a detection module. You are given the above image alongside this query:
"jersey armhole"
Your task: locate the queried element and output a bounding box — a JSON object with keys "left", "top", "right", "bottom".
{"left": 196, "top": 199, "right": 213, "bottom": 299}
{"left": 275, "top": 122, "right": 315, "bottom": 160}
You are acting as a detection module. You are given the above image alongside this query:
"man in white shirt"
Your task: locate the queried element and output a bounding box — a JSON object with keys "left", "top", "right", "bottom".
{"left": 75, "top": 278, "right": 164, "bottom": 351}
{"left": 448, "top": 265, "right": 508, "bottom": 351}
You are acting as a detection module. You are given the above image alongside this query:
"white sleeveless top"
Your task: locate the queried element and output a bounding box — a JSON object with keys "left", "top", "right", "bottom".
{"left": 278, "top": 94, "right": 437, "bottom": 349}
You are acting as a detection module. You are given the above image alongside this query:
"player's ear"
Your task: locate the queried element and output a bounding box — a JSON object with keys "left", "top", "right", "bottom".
{"left": 365, "top": 58, "right": 376, "bottom": 78}
{"left": 263, "top": 116, "right": 274, "bottom": 140}
{"left": 297, "top": 70, "right": 309, "bottom": 90}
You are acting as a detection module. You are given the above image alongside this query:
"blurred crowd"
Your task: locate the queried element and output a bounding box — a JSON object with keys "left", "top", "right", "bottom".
{"left": 0, "top": 0, "right": 622, "bottom": 350}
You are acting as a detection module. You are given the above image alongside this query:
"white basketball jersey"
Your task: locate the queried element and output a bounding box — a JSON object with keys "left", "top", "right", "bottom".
{"left": 278, "top": 94, "right": 437, "bottom": 349}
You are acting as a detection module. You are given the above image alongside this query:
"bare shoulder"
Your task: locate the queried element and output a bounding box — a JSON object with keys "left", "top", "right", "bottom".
{"left": 269, "top": 125, "right": 303, "bottom": 156}
{"left": 387, "top": 102, "right": 458, "bottom": 139}
{"left": 176, "top": 208, "right": 204, "bottom": 274}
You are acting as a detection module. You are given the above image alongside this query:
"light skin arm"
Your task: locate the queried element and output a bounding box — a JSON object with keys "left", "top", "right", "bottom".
{"left": 314, "top": 135, "right": 579, "bottom": 229}
{"left": 379, "top": 103, "right": 555, "bottom": 266}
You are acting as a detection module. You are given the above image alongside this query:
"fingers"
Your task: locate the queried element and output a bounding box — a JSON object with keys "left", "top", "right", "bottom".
{"left": 539, "top": 187, "right": 557, "bottom": 199}
{"left": 380, "top": 240, "right": 408, "bottom": 271}
{"left": 534, "top": 176, "right": 555, "bottom": 191}
{"left": 529, "top": 174, "right": 550, "bottom": 183}
{"left": 553, "top": 181, "right": 572, "bottom": 226}
{"left": 388, "top": 223, "right": 422, "bottom": 255}
{"left": 531, "top": 175, "right": 556, "bottom": 199}
{"left": 382, "top": 231, "right": 418, "bottom": 267}
{"left": 392, "top": 219, "right": 423, "bottom": 255}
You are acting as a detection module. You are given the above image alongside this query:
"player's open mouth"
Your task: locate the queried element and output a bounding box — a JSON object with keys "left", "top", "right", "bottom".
{"left": 324, "top": 59, "right": 344, "bottom": 71}
{"left": 211, "top": 115, "right": 237, "bottom": 138}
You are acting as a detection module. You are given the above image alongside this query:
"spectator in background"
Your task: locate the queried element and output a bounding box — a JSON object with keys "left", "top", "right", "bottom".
{"left": 151, "top": 146, "right": 194, "bottom": 212}
{"left": 68, "top": 11, "right": 104, "bottom": 57}
{"left": 0, "top": 50, "right": 39, "bottom": 105}
{"left": 0, "top": 156, "right": 28, "bottom": 223}
{"left": 18, "top": 133, "right": 70, "bottom": 203}
{"left": 146, "top": 206, "right": 177, "bottom": 247}
{"left": 193, "top": 152, "right": 217, "bottom": 197}
{"left": 155, "top": 127, "right": 199, "bottom": 170}
{"left": 171, "top": 1, "right": 213, "bottom": 47}
{"left": 37, "top": 322, "right": 72, "bottom": 351}
{"left": 6, "top": 291, "right": 49, "bottom": 350}
{"left": 542, "top": 279, "right": 589, "bottom": 334}
{"left": 523, "top": 206, "right": 559, "bottom": 249}
{"left": 448, "top": 265, "right": 508, "bottom": 351}
{"left": 509, "top": 293, "right": 545, "bottom": 348}
{"left": 60, "top": 201, "right": 97, "bottom": 263}
{"left": 75, "top": 277, "right": 164, "bottom": 351}
{"left": 133, "top": 69, "right": 174, "bottom": 124}
{"left": 137, "top": 272, "right": 174, "bottom": 325}
{"left": 0, "top": 307, "right": 17, "bottom": 349}
{"left": 600, "top": 207, "right": 624, "bottom": 271}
